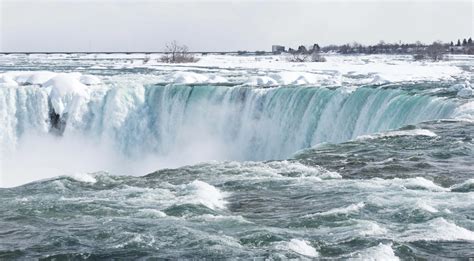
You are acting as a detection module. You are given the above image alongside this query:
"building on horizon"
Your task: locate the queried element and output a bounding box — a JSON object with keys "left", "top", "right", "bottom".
{"left": 272, "top": 45, "right": 285, "bottom": 54}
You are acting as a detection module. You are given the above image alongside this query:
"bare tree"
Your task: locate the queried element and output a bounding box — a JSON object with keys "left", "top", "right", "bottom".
{"left": 426, "top": 41, "right": 445, "bottom": 61}
{"left": 160, "top": 41, "right": 198, "bottom": 63}
{"left": 311, "top": 51, "right": 326, "bottom": 62}
{"left": 287, "top": 52, "right": 310, "bottom": 62}
{"left": 287, "top": 49, "right": 326, "bottom": 62}
{"left": 413, "top": 41, "right": 446, "bottom": 61}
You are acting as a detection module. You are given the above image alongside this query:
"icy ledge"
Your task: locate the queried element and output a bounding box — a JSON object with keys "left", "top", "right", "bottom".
{"left": 0, "top": 71, "right": 102, "bottom": 116}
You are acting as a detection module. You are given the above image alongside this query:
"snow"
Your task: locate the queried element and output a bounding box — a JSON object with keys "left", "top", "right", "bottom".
{"left": 80, "top": 75, "right": 102, "bottom": 85}
{"left": 243, "top": 76, "right": 278, "bottom": 87}
{"left": 43, "top": 74, "right": 90, "bottom": 115}
{"left": 0, "top": 71, "right": 100, "bottom": 115}
{"left": 158, "top": 71, "right": 229, "bottom": 85}
{"left": 0, "top": 54, "right": 469, "bottom": 89}
{"left": 0, "top": 75, "right": 18, "bottom": 87}
{"left": 25, "top": 71, "right": 56, "bottom": 85}
{"left": 449, "top": 81, "right": 472, "bottom": 98}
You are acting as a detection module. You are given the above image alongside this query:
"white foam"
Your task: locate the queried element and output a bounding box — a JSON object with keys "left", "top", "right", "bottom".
{"left": 401, "top": 217, "right": 474, "bottom": 242}
{"left": 183, "top": 180, "right": 227, "bottom": 210}
{"left": 136, "top": 208, "right": 167, "bottom": 218}
{"left": 306, "top": 202, "right": 365, "bottom": 217}
{"left": 450, "top": 179, "right": 474, "bottom": 192}
{"left": 357, "top": 220, "right": 388, "bottom": 236}
{"left": 265, "top": 161, "right": 342, "bottom": 179}
{"left": 287, "top": 239, "right": 319, "bottom": 257}
{"left": 416, "top": 201, "right": 439, "bottom": 213}
{"left": 219, "top": 161, "right": 341, "bottom": 181}
{"left": 357, "top": 129, "right": 437, "bottom": 140}
{"left": 348, "top": 243, "right": 399, "bottom": 261}
{"left": 454, "top": 101, "right": 474, "bottom": 121}
{"left": 400, "top": 177, "right": 449, "bottom": 192}
{"left": 69, "top": 172, "right": 97, "bottom": 183}
{"left": 189, "top": 214, "right": 250, "bottom": 223}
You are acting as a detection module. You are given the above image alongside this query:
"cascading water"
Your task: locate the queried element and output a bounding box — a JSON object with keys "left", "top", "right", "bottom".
{"left": 0, "top": 84, "right": 456, "bottom": 162}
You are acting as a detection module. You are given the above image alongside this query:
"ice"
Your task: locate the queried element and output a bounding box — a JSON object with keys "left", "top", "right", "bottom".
{"left": 271, "top": 71, "right": 336, "bottom": 86}
{"left": 43, "top": 74, "right": 90, "bottom": 115}
{"left": 80, "top": 75, "right": 102, "bottom": 85}
{"left": 0, "top": 75, "right": 18, "bottom": 87}
{"left": 158, "top": 71, "right": 228, "bottom": 85}
{"left": 457, "top": 87, "right": 472, "bottom": 98}
{"left": 243, "top": 76, "right": 278, "bottom": 87}
{"left": 25, "top": 71, "right": 56, "bottom": 85}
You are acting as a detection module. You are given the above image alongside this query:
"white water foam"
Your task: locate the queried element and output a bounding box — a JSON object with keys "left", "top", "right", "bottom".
{"left": 182, "top": 180, "right": 227, "bottom": 210}
{"left": 305, "top": 202, "right": 365, "bottom": 217}
{"left": 356, "top": 129, "right": 437, "bottom": 140}
{"left": 287, "top": 239, "right": 319, "bottom": 257}
{"left": 348, "top": 243, "right": 399, "bottom": 261}
{"left": 69, "top": 172, "right": 97, "bottom": 184}
{"left": 400, "top": 217, "right": 474, "bottom": 242}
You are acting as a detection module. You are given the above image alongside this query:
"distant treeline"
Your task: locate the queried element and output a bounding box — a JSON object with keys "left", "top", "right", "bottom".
{"left": 319, "top": 38, "right": 473, "bottom": 55}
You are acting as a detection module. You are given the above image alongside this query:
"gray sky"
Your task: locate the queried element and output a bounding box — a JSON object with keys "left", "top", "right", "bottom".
{"left": 0, "top": 0, "right": 472, "bottom": 52}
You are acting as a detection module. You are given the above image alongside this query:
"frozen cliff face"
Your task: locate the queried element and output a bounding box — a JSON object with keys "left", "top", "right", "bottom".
{"left": 43, "top": 74, "right": 90, "bottom": 116}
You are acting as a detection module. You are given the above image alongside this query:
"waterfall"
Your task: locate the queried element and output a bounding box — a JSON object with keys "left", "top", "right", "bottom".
{"left": 0, "top": 84, "right": 457, "bottom": 161}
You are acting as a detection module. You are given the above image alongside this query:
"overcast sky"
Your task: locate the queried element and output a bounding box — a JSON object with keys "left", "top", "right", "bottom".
{"left": 0, "top": 0, "right": 472, "bottom": 52}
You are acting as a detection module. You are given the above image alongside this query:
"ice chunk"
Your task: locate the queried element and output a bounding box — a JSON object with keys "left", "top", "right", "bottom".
{"left": 43, "top": 74, "right": 89, "bottom": 115}
{"left": 0, "top": 75, "right": 18, "bottom": 87}
{"left": 25, "top": 71, "right": 56, "bottom": 85}
{"left": 244, "top": 76, "right": 278, "bottom": 87}
{"left": 159, "top": 72, "right": 228, "bottom": 84}
{"left": 80, "top": 75, "right": 102, "bottom": 85}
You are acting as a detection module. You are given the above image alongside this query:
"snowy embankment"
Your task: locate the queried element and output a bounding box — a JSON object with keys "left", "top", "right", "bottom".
{"left": 151, "top": 54, "right": 470, "bottom": 87}
{"left": 1, "top": 54, "right": 471, "bottom": 89}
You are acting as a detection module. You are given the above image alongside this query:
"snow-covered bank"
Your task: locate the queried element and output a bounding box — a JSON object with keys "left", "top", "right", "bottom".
{"left": 0, "top": 54, "right": 471, "bottom": 87}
